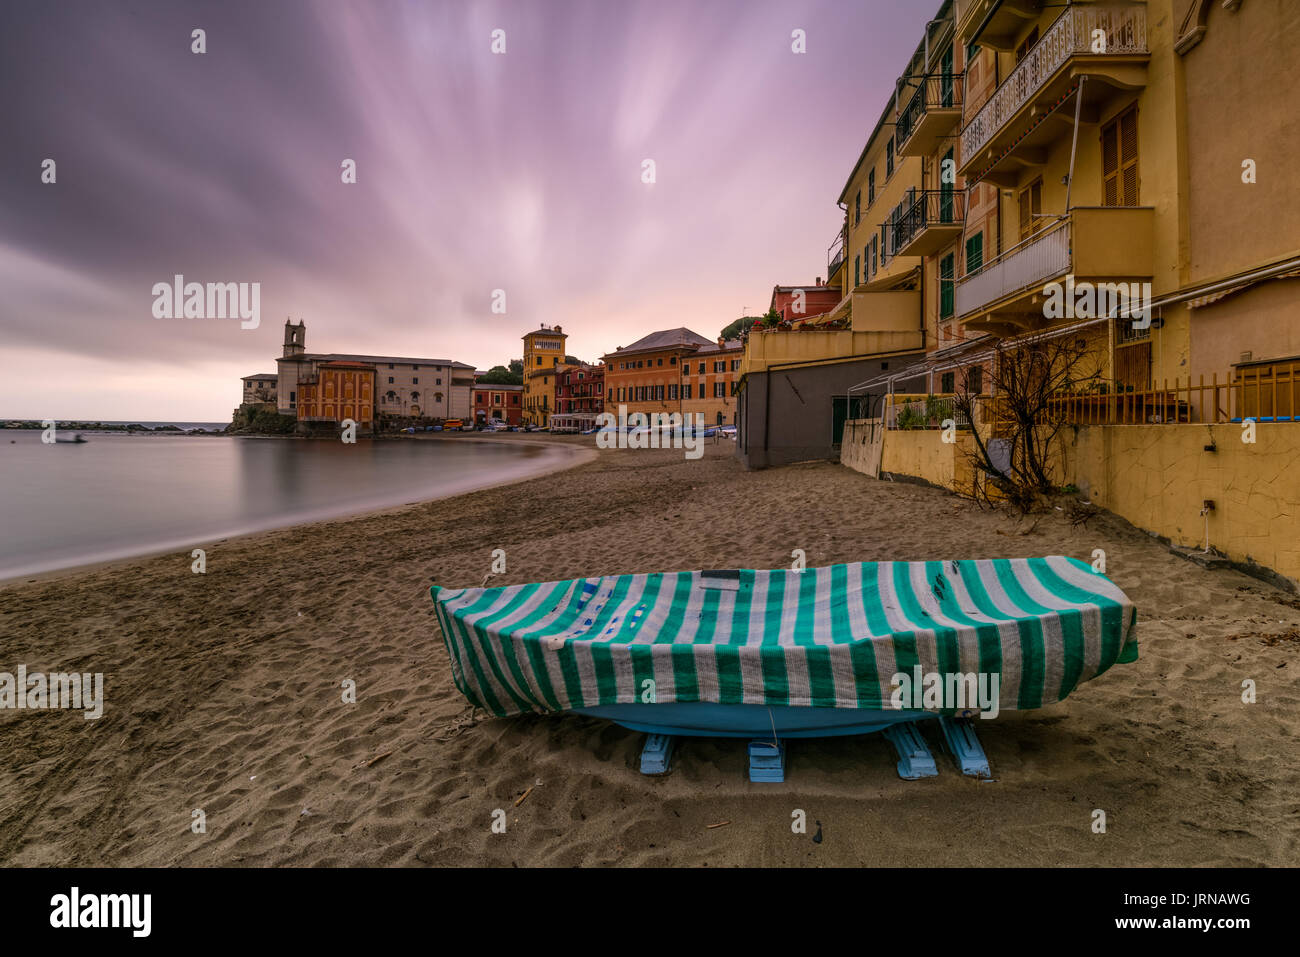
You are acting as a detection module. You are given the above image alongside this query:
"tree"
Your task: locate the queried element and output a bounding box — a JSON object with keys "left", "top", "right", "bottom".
{"left": 719, "top": 316, "right": 757, "bottom": 341}
{"left": 479, "top": 365, "right": 521, "bottom": 385}
{"left": 951, "top": 332, "right": 1101, "bottom": 512}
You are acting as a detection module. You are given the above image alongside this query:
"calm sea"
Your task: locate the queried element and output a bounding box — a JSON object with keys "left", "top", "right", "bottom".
{"left": 0, "top": 432, "right": 566, "bottom": 580}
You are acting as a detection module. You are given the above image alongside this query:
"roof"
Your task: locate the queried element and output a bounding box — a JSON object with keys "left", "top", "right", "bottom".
{"left": 318, "top": 361, "right": 377, "bottom": 370}
{"left": 603, "top": 327, "right": 714, "bottom": 358}
{"left": 241, "top": 372, "right": 279, "bottom": 380}
{"left": 279, "top": 352, "right": 474, "bottom": 369}
{"left": 695, "top": 338, "right": 743, "bottom": 354}
{"left": 473, "top": 381, "right": 524, "bottom": 391}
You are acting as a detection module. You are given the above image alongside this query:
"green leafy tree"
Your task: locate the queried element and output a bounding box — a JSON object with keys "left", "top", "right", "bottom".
{"left": 479, "top": 364, "right": 522, "bottom": 385}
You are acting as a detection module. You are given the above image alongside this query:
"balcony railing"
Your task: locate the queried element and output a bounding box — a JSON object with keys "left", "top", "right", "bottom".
{"left": 828, "top": 222, "right": 847, "bottom": 278}
{"left": 894, "top": 189, "right": 968, "bottom": 256}
{"left": 896, "top": 73, "right": 964, "bottom": 152}
{"left": 955, "top": 216, "right": 1070, "bottom": 317}
{"left": 961, "top": 4, "right": 1148, "bottom": 165}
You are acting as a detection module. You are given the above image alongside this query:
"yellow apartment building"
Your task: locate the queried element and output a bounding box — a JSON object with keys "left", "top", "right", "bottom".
{"left": 521, "top": 324, "right": 567, "bottom": 426}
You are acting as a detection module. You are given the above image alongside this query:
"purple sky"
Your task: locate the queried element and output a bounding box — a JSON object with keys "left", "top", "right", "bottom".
{"left": 1, "top": 0, "right": 934, "bottom": 420}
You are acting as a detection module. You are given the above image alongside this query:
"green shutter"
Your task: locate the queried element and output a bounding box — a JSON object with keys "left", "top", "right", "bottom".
{"left": 966, "top": 233, "right": 984, "bottom": 274}
{"left": 940, "top": 253, "right": 955, "bottom": 319}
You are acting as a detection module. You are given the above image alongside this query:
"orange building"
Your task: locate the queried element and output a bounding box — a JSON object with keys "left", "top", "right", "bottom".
{"left": 602, "top": 328, "right": 742, "bottom": 426}
{"left": 297, "top": 361, "right": 376, "bottom": 432}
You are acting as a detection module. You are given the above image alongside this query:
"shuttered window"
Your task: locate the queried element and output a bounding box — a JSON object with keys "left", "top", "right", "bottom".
{"left": 1018, "top": 178, "right": 1042, "bottom": 241}
{"left": 940, "top": 253, "right": 955, "bottom": 319}
{"left": 1102, "top": 105, "right": 1139, "bottom": 207}
{"left": 965, "top": 232, "right": 983, "bottom": 275}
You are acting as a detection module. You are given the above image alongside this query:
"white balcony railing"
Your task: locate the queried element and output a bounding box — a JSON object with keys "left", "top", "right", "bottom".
{"left": 954, "top": 217, "right": 1070, "bottom": 317}
{"left": 961, "top": 4, "right": 1148, "bottom": 163}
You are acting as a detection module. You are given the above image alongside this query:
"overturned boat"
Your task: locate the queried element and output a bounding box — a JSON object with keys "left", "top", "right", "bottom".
{"left": 430, "top": 557, "right": 1137, "bottom": 780}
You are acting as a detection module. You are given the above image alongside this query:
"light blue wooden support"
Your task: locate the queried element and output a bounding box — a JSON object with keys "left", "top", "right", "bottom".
{"left": 882, "top": 723, "right": 938, "bottom": 780}
{"left": 938, "top": 716, "right": 992, "bottom": 778}
{"left": 639, "top": 733, "right": 675, "bottom": 775}
{"left": 748, "top": 739, "right": 787, "bottom": 783}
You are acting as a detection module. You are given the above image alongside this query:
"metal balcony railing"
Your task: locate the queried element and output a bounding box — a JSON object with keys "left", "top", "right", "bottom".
{"left": 828, "top": 222, "right": 847, "bottom": 277}
{"left": 896, "top": 73, "right": 964, "bottom": 148}
{"left": 961, "top": 4, "right": 1148, "bottom": 164}
{"left": 894, "top": 189, "right": 968, "bottom": 251}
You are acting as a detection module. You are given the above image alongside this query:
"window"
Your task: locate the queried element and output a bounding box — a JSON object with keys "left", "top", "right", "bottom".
{"left": 608, "top": 388, "right": 614, "bottom": 401}
{"left": 683, "top": 384, "right": 692, "bottom": 399}
{"left": 965, "top": 366, "right": 983, "bottom": 394}
{"left": 411, "top": 364, "right": 419, "bottom": 370}
{"left": 1015, "top": 26, "right": 1039, "bottom": 64}
{"left": 535, "top": 357, "right": 542, "bottom": 366}
{"left": 855, "top": 190, "right": 861, "bottom": 224}
{"left": 871, "top": 237, "right": 878, "bottom": 276}
{"left": 714, "top": 361, "right": 724, "bottom": 373}
{"left": 670, "top": 356, "right": 677, "bottom": 365}
{"left": 854, "top": 255, "right": 861, "bottom": 287}
{"left": 731, "top": 359, "right": 740, "bottom": 371}
{"left": 657, "top": 358, "right": 663, "bottom": 366}
{"left": 436, "top": 378, "right": 441, "bottom": 385}
{"left": 388, "top": 364, "right": 394, "bottom": 369}
{"left": 941, "top": 371, "right": 956, "bottom": 393}
{"left": 868, "top": 170, "right": 876, "bottom": 205}
{"left": 965, "top": 232, "right": 984, "bottom": 275}
{"left": 886, "top": 137, "right": 894, "bottom": 178}
{"left": 714, "top": 382, "right": 725, "bottom": 397}
{"left": 388, "top": 377, "right": 394, "bottom": 384}
{"left": 939, "top": 253, "right": 955, "bottom": 319}
{"left": 1102, "top": 105, "right": 1140, "bottom": 207}
{"left": 698, "top": 362, "right": 705, "bottom": 375}
{"left": 412, "top": 377, "right": 418, "bottom": 384}
{"left": 1018, "top": 178, "right": 1043, "bottom": 240}
{"left": 669, "top": 384, "right": 678, "bottom": 400}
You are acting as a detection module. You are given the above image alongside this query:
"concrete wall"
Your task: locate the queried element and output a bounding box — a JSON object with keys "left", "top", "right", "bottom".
{"left": 736, "top": 355, "right": 925, "bottom": 469}
{"left": 844, "top": 417, "right": 1300, "bottom": 587}
{"left": 1063, "top": 422, "right": 1300, "bottom": 585}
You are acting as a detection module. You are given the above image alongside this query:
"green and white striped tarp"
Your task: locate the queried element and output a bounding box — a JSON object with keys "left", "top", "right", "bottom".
{"left": 430, "top": 557, "right": 1137, "bottom": 717}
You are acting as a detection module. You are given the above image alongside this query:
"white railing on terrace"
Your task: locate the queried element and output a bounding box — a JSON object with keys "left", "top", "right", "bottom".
{"left": 955, "top": 216, "right": 1070, "bottom": 317}
{"left": 961, "top": 4, "right": 1148, "bottom": 163}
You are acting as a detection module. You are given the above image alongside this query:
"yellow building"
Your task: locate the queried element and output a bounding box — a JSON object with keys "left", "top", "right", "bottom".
{"left": 521, "top": 324, "right": 567, "bottom": 426}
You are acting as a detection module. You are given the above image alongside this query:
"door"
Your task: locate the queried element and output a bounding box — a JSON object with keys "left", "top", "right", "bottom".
{"left": 1115, "top": 341, "right": 1151, "bottom": 393}
{"left": 831, "top": 396, "right": 849, "bottom": 447}
{"left": 940, "top": 46, "right": 955, "bottom": 108}
{"left": 1102, "top": 105, "right": 1140, "bottom": 207}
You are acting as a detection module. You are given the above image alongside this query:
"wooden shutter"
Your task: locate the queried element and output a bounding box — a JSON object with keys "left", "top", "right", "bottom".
{"left": 1018, "top": 179, "right": 1042, "bottom": 240}
{"left": 1102, "top": 106, "right": 1139, "bottom": 207}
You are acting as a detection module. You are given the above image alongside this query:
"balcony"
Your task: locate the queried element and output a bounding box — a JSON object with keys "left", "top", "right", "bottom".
{"left": 959, "top": 4, "right": 1149, "bottom": 185}
{"left": 893, "top": 189, "right": 968, "bottom": 258}
{"left": 955, "top": 206, "right": 1154, "bottom": 332}
{"left": 896, "top": 74, "right": 965, "bottom": 157}
{"left": 828, "top": 221, "right": 847, "bottom": 282}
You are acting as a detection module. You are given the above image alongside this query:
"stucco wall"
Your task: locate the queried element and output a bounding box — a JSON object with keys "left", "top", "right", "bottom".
{"left": 1063, "top": 422, "right": 1300, "bottom": 584}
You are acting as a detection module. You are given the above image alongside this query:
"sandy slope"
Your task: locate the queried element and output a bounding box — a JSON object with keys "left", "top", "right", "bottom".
{"left": 1, "top": 436, "right": 1296, "bottom": 866}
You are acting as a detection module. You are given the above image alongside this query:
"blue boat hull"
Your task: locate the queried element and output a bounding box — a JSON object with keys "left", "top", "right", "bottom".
{"left": 573, "top": 702, "right": 934, "bottom": 738}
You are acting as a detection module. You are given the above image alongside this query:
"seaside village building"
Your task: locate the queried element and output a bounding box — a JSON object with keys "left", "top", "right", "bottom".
{"left": 740, "top": 0, "right": 1300, "bottom": 585}
{"left": 521, "top": 324, "right": 567, "bottom": 427}
{"left": 240, "top": 372, "right": 278, "bottom": 409}
{"left": 255, "top": 320, "right": 474, "bottom": 432}
{"left": 472, "top": 379, "right": 523, "bottom": 426}
{"left": 550, "top": 362, "right": 606, "bottom": 433}
{"left": 602, "top": 329, "right": 743, "bottom": 428}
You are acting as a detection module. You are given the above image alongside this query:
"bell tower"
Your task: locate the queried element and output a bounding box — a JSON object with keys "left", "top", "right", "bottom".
{"left": 283, "top": 318, "right": 306, "bottom": 358}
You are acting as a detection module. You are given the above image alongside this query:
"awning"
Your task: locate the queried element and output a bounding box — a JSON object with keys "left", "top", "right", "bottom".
{"left": 1185, "top": 267, "right": 1300, "bottom": 309}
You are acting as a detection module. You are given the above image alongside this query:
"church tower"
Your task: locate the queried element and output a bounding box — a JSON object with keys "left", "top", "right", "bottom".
{"left": 283, "top": 319, "right": 306, "bottom": 358}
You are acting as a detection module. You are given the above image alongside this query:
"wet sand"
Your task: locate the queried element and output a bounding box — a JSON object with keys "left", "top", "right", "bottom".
{"left": 1, "top": 435, "right": 1297, "bottom": 866}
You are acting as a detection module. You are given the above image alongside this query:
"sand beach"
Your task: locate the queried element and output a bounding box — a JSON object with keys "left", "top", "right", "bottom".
{"left": 1, "top": 435, "right": 1297, "bottom": 867}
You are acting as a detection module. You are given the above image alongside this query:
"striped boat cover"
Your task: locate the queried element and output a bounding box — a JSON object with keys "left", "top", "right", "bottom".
{"left": 430, "top": 557, "right": 1137, "bottom": 717}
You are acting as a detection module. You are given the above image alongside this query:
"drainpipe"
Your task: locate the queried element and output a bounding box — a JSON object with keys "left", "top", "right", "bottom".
{"left": 1064, "top": 75, "right": 1087, "bottom": 215}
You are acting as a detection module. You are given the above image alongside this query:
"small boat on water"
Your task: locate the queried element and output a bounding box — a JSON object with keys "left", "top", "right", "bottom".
{"left": 53, "top": 433, "right": 87, "bottom": 444}
{"left": 430, "top": 557, "right": 1137, "bottom": 780}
